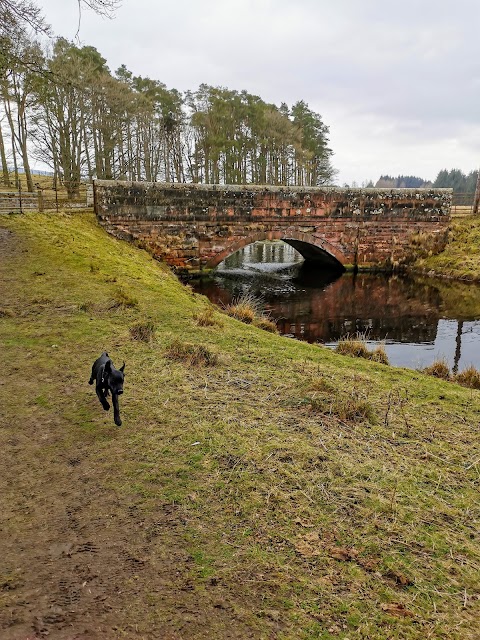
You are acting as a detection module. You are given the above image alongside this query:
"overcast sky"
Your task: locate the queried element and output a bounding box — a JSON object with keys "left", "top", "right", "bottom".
{"left": 39, "top": 0, "right": 480, "bottom": 185}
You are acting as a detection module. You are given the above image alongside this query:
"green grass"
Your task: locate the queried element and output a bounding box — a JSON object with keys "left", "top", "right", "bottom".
{"left": 1, "top": 212, "right": 480, "bottom": 638}
{"left": 413, "top": 215, "right": 480, "bottom": 281}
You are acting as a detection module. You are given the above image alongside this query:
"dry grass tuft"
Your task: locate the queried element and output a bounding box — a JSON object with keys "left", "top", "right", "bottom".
{"left": 422, "top": 359, "right": 451, "bottom": 380}
{"left": 309, "top": 376, "right": 335, "bottom": 394}
{"left": 165, "top": 339, "right": 218, "bottom": 367}
{"left": 370, "top": 344, "right": 389, "bottom": 365}
{"left": 112, "top": 287, "right": 138, "bottom": 309}
{"left": 225, "top": 301, "right": 255, "bottom": 324}
{"left": 0, "top": 307, "right": 15, "bottom": 318}
{"left": 336, "top": 333, "right": 389, "bottom": 365}
{"left": 336, "top": 335, "right": 370, "bottom": 359}
{"left": 225, "top": 292, "right": 277, "bottom": 333}
{"left": 78, "top": 300, "right": 95, "bottom": 313}
{"left": 193, "top": 307, "right": 223, "bottom": 327}
{"left": 130, "top": 319, "right": 156, "bottom": 342}
{"left": 454, "top": 365, "right": 480, "bottom": 389}
{"left": 253, "top": 316, "right": 278, "bottom": 333}
{"left": 311, "top": 392, "right": 376, "bottom": 424}
{"left": 224, "top": 292, "right": 261, "bottom": 325}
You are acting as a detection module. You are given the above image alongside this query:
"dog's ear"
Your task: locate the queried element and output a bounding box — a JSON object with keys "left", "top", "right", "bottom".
{"left": 120, "top": 362, "right": 125, "bottom": 373}
{"left": 104, "top": 360, "right": 112, "bottom": 373}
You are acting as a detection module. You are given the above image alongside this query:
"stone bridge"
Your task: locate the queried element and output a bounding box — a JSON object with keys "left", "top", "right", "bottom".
{"left": 94, "top": 181, "right": 452, "bottom": 273}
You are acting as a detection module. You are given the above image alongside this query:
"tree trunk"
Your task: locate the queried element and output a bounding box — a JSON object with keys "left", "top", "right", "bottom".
{"left": 0, "top": 122, "right": 11, "bottom": 186}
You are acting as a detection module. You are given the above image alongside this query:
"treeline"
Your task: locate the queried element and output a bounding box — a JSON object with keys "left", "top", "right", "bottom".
{"left": 0, "top": 37, "right": 335, "bottom": 198}
{"left": 432, "top": 169, "right": 478, "bottom": 193}
{"left": 376, "top": 170, "right": 478, "bottom": 192}
{"left": 376, "top": 175, "right": 431, "bottom": 188}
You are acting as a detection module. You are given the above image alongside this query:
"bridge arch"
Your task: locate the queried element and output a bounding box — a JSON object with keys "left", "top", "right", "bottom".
{"left": 204, "top": 230, "right": 346, "bottom": 272}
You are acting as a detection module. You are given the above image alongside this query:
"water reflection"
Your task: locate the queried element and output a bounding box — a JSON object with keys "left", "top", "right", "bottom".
{"left": 188, "top": 241, "right": 480, "bottom": 370}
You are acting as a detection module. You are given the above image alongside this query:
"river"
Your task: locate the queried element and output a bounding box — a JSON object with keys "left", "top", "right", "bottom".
{"left": 187, "top": 240, "right": 480, "bottom": 371}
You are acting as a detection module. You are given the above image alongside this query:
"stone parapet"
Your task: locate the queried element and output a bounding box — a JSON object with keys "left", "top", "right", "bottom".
{"left": 94, "top": 181, "right": 452, "bottom": 273}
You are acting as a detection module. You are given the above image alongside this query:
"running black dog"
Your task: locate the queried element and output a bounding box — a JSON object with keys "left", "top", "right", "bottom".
{"left": 89, "top": 352, "right": 125, "bottom": 426}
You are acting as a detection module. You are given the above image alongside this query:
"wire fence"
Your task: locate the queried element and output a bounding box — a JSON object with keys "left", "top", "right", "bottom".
{"left": 451, "top": 193, "right": 476, "bottom": 215}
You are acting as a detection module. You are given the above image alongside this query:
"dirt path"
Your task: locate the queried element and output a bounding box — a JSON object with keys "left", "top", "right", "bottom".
{"left": 0, "top": 227, "right": 263, "bottom": 639}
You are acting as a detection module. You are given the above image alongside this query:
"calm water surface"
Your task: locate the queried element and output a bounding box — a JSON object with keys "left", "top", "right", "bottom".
{"left": 189, "top": 241, "right": 480, "bottom": 371}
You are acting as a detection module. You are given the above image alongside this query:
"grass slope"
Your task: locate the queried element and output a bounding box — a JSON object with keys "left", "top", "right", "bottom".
{"left": 0, "top": 212, "right": 479, "bottom": 639}
{"left": 413, "top": 215, "right": 480, "bottom": 281}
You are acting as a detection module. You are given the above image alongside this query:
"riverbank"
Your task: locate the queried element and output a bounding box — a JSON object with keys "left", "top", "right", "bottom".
{"left": 410, "top": 214, "right": 480, "bottom": 281}
{"left": 1, "top": 212, "right": 479, "bottom": 639}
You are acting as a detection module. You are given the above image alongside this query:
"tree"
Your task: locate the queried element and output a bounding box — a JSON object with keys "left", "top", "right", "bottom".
{"left": 290, "top": 100, "right": 335, "bottom": 185}
{"left": 0, "top": 31, "right": 44, "bottom": 190}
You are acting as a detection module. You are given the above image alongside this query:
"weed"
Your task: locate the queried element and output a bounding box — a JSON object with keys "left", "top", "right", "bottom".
{"left": 165, "top": 339, "right": 218, "bottom": 366}
{"left": 455, "top": 365, "right": 480, "bottom": 389}
{"left": 130, "top": 319, "right": 156, "bottom": 342}
{"left": 422, "top": 359, "right": 451, "bottom": 380}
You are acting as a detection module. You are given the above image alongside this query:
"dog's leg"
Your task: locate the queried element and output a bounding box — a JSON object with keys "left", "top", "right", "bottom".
{"left": 96, "top": 384, "right": 110, "bottom": 411}
{"left": 89, "top": 364, "right": 95, "bottom": 385}
{"left": 112, "top": 393, "right": 122, "bottom": 426}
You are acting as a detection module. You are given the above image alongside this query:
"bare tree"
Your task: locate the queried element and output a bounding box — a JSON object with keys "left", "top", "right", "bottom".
{"left": 0, "top": 0, "right": 120, "bottom": 39}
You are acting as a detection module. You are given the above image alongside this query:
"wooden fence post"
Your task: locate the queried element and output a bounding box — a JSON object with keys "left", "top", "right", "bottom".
{"left": 473, "top": 170, "right": 480, "bottom": 215}
{"left": 37, "top": 187, "right": 44, "bottom": 212}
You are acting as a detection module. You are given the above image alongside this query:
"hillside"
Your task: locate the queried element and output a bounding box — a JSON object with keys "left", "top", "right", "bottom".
{"left": 0, "top": 212, "right": 479, "bottom": 639}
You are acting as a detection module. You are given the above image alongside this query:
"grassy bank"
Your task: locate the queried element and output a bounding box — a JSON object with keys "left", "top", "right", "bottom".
{"left": 412, "top": 215, "right": 480, "bottom": 281}
{"left": 1, "top": 212, "right": 479, "bottom": 639}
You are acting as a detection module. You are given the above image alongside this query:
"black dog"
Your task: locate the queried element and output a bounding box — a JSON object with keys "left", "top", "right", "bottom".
{"left": 89, "top": 352, "right": 125, "bottom": 426}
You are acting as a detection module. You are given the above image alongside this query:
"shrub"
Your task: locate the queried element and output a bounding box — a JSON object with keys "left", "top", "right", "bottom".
{"left": 422, "top": 359, "right": 451, "bottom": 380}
{"left": 165, "top": 339, "right": 218, "bottom": 367}
{"left": 130, "top": 320, "right": 156, "bottom": 342}
{"left": 455, "top": 365, "right": 480, "bottom": 389}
